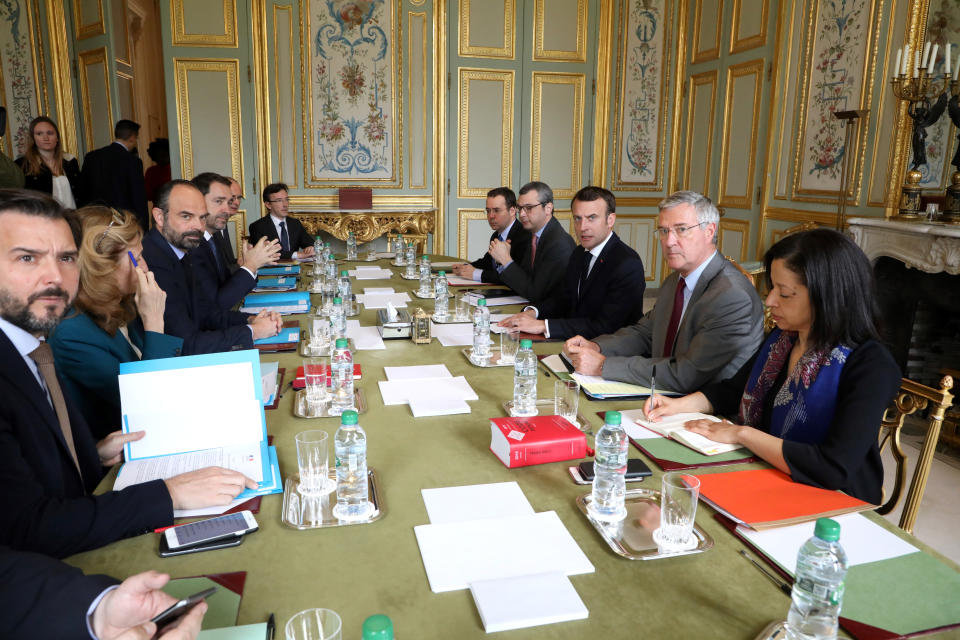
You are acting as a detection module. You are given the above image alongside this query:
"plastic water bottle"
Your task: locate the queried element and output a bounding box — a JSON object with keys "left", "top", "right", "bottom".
{"left": 337, "top": 269, "right": 352, "bottom": 302}
{"left": 330, "top": 338, "right": 355, "bottom": 416}
{"left": 471, "top": 298, "right": 491, "bottom": 363}
{"left": 330, "top": 296, "right": 347, "bottom": 338}
{"left": 346, "top": 231, "right": 358, "bottom": 260}
{"left": 512, "top": 339, "right": 537, "bottom": 416}
{"left": 784, "top": 518, "right": 848, "bottom": 640}
{"left": 589, "top": 411, "right": 628, "bottom": 522}
{"left": 419, "top": 255, "right": 432, "bottom": 294}
{"left": 333, "top": 409, "right": 370, "bottom": 520}
{"left": 362, "top": 615, "right": 394, "bottom": 640}
{"left": 405, "top": 241, "right": 415, "bottom": 266}
{"left": 434, "top": 270, "right": 449, "bottom": 320}
{"left": 313, "top": 235, "right": 322, "bottom": 256}
{"left": 324, "top": 250, "right": 337, "bottom": 281}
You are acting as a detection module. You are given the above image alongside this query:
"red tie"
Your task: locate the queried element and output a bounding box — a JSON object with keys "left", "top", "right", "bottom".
{"left": 662, "top": 277, "right": 686, "bottom": 357}
{"left": 530, "top": 234, "right": 538, "bottom": 267}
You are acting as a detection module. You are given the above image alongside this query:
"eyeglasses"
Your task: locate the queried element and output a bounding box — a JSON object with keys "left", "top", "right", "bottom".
{"left": 517, "top": 202, "right": 545, "bottom": 213}
{"left": 653, "top": 222, "right": 707, "bottom": 239}
{"left": 95, "top": 209, "right": 126, "bottom": 253}
{"left": 268, "top": 197, "right": 289, "bottom": 204}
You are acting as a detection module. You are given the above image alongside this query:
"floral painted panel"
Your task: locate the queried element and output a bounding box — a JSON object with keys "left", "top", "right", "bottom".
{"left": 797, "top": 0, "right": 871, "bottom": 194}
{"left": 922, "top": 0, "right": 960, "bottom": 190}
{"left": 0, "top": 0, "right": 39, "bottom": 157}
{"left": 308, "top": 0, "right": 396, "bottom": 181}
{"left": 616, "top": 0, "right": 667, "bottom": 188}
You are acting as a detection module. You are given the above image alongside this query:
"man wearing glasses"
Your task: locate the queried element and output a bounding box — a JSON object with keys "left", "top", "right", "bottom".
{"left": 247, "top": 183, "right": 316, "bottom": 260}
{"left": 450, "top": 186, "right": 530, "bottom": 284}
{"left": 563, "top": 190, "right": 764, "bottom": 393}
{"left": 490, "top": 181, "right": 576, "bottom": 305}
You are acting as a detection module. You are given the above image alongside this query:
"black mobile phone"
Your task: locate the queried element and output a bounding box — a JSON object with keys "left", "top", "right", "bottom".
{"left": 150, "top": 586, "right": 217, "bottom": 635}
{"left": 158, "top": 533, "right": 244, "bottom": 557}
{"left": 578, "top": 458, "right": 652, "bottom": 482}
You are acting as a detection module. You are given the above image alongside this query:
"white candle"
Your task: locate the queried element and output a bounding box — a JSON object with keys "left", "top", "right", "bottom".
{"left": 922, "top": 41, "right": 932, "bottom": 67}
{"left": 947, "top": 44, "right": 952, "bottom": 76}
{"left": 903, "top": 45, "right": 911, "bottom": 75}
{"left": 894, "top": 48, "right": 902, "bottom": 78}
{"left": 928, "top": 44, "right": 939, "bottom": 74}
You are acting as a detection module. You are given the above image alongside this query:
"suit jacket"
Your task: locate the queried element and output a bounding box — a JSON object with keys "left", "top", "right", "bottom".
{"left": 215, "top": 228, "right": 239, "bottom": 273}
{"left": 191, "top": 236, "right": 255, "bottom": 310}
{"left": 248, "top": 214, "right": 313, "bottom": 260}
{"left": 498, "top": 216, "right": 576, "bottom": 306}
{"left": 141, "top": 228, "right": 254, "bottom": 354}
{"left": 469, "top": 219, "right": 531, "bottom": 284}
{"left": 593, "top": 252, "right": 765, "bottom": 393}
{"left": 80, "top": 142, "right": 148, "bottom": 228}
{"left": 0, "top": 330, "right": 172, "bottom": 558}
{"left": 49, "top": 310, "right": 183, "bottom": 440}
{"left": 15, "top": 154, "right": 82, "bottom": 204}
{"left": 536, "top": 232, "right": 646, "bottom": 340}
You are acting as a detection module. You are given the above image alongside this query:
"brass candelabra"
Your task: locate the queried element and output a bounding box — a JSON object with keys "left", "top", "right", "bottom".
{"left": 943, "top": 79, "right": 960, "bottom": 224}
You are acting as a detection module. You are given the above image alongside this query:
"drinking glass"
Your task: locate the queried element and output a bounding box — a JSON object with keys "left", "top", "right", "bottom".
{"left": 309, "top": 318, "right": 330, "bottom": 353}
{"left": 499, "top": 329, "right": 520, "bottom": 364}
{"left": 303, "top": 357, "right": 329, "bottom": 410}
{"left": 456, "top": 293, "right": 471, "bottom": 321}
{"left": 285, "top": 608, "right": 342, "bottom": 640}
{"left": 656, "top": 472, "right": 701, "bottom": 551}
{"left": 554, "top": 378, "right": 581, "bottom": 428}
{"left": 295, "top": 430, "right": 332, "bottom": 496}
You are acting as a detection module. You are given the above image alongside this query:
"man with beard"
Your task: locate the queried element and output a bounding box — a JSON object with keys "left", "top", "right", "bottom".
{"left": 190, "top": 172, "right": 280, "bottom": 309}
{"left": 141, "top": 180, "right": 281, "bottom": 354}
{"left": 0, "top": 188, "right": 257, "bottom": 558}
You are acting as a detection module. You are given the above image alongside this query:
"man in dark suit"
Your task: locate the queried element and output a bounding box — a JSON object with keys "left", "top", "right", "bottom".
{"left": 1, "top": 546, "right": 207, "bottom": 639}
{"left": 247, "top": 182, "right": 316, "bottom": 260}
{"left": 0, "top": 188, "right": 256, "bottom": 558}
{"left": 451, "top": 187, "right": 530, "bottom": 284}
{"left": 142, "top": 180, "right": 281, "bottom": 354}
{"left": 80, "top": 119, "right": 149, "bottom": 229}
{"left": 501, "top": 186, "right": 646, "bottom": 340}
{"left": 490, "top": 181, "right": 576, "bottom": 306}
{"left": 564, "top": 190, "right": 764, "bottom": 393}
{"left": 190, "top": 172, "right": 280, "bottom": 310}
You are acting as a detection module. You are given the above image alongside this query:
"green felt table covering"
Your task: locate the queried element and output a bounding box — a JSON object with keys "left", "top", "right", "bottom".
{"left": 65, "top": 257, "right": 960, "bottom": 639}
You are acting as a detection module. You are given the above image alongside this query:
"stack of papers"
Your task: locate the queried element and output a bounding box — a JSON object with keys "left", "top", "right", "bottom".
{"left": 415, "top": 482, "right": 591, "bottom": 632}
{"left": 253, "top": 325, "right": 299, "bottom": 346}
{"left": 240, "top": 291, "right": 310, "bottom": 314}
{"left": 346, "top": 319, "right": 385, "bottom": 350}
{"left": 348, "top": 265, "right": 393, "bottom": 279}
{"left": 430, "top": 322, "right": 473, "bottom": 346}
{"left": 260, "top": 361, "right": 279, "bottom": 406}
{"left": 378, "top": 365, "right": 477, "bottom": 416}
{"left": 253, "top": 276, "right": 296, "bottom": 291}
{"left": 356, "top": 291, "right": 411, "bottom": 309}
{"left": 258, "top": 265, "right": 300, "bottom": 275}
{"left": 626, "top": 412, "right": 742, "bottom": 456}
{"left": 444, "top": 274, "right": 477, "bottom": 286}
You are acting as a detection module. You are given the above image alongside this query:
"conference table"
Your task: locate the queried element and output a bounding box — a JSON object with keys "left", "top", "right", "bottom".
{"left": 66, "top": 257, "right": 960, "bottom": 639}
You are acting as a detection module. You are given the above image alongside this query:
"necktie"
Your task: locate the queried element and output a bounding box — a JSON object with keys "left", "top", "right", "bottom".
{"left": 219, "top": 229, "right": 236, "bottom": 264}
{"left": 530, "top": 234, "right": 538, "bottom": 268}
{"left": 29, "top": 343, "right": 82, "bottom": 478}
{"left": 662, "top": 277, "right": 686, "bottom": 358}
{"left": 578, "top": 250, "right": 593, "bottom": 299}
{"left": 208, "top": 237, "right": 225, "bottom": 280}
{"left": 279, "top": 221, "right": 290, "bottom": 253}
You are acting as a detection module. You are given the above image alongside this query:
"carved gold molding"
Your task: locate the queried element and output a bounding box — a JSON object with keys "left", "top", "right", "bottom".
{"left": 459, "top": 0, "right": 515, "bottom": 59}
{"left": 867, "top": 0, "right": 900, "bottom": 208}
{"left": 682, "top": 70, "right": 718, "bottom": 197}
{"left": 112, "top": 0, "right": 131, "bottom": 66}
{"left": 173, "top": 58, "right": 244, "bottom": 184}
{"left": 533, "top": 0, "right": 587, "bottom": 62}
{"left": 729, "top": 0, "right": 769, "bottom": 54}
{"left": 718, "top": 58, "right": 763, "bottom": 209}
{"left": 434, "top": 0, "right": 447, "bottom": 254}
{"left": 409, "top": 11, "right": 428, "bottom": 188}
{"left": 718, "top": 217, "right": 750, "bottom": 262}
{"left": 78, "top": 48, "right": 114, "bottom": 151}
{"left": 771, "top": 0, "right": 801, "bottom": 201}
{"left": 229, "top": 209, "right": 247, "bottom": 255}
{"left": 590, "top": 0, "right": 615, "bottom": 186}
{"left": 458, "top": 68, "right": 514, "bottom": 199}
{"left": 74, "top": 0, "right": 105, "bottom": 40}
{"left": 691, "top": 0, "right": 722, "bottom": 64}
{"left": 46, "top": 0, "right": 77, "bottom": 154}
{"left": 171, "top": 0, "right": 238, "bottom": 47}
{"left": 273, "top": 3, "right": 297, "bottom": 187}
{"left": 288, "top": 195, "right": 435, "bottom": 208}
{"left": 457, "top": 208, "right": 487, "bottom": 259}
{"left": 293, "top": 210, "right": 437, "bottom": 244}
{"left": 27, "top": 0, "right": 46, "bottom": 113}
{"left": 669, "top": 0, "right": 688, "bottom": 193}
{"left": 530, "top": 71, "right": 584, "bottom": 199}
{"left": 253, "top": 0, "right": 271, "bottom": 196}
{"left": 759, "top": 206, "right": 837, "bottom": 257}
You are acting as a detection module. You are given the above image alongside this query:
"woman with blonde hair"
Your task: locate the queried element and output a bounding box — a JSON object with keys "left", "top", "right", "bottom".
{"left": 14, "top": 116, "right": 82, "bottom": 207}
{"left": 49, "top": 206, "right": 183, "bottom": 439}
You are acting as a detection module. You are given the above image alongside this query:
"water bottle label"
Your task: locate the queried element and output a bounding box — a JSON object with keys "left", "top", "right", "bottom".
{"left": 796, "top": 576, "right": 844, "bottom": 605}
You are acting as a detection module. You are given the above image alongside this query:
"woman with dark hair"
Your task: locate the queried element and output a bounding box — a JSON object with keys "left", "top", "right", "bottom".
{"left": 644, "top": 228, "right": 901, "bottom": 503}
{"left": 14, "top": 116, "right": 82, "bottom": 207}
{"left": 49, "top": 206, "right": 183, "bottom": 439}
{"left": 143, "top": 137, "right": 170, "bottom": 204}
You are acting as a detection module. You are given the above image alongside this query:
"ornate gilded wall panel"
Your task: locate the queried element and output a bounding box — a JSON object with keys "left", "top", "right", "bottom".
{"left": 773, "top": 0, "right": 802, "bottom": 199}
{"left": 408, "top": 11, "right": 427, "bottom": 188}
{"left": 530, "top": 72, "right": 584, "bottom": 199}
{"left": 111, "top": 0, "right": 131, "bottom": 64}
{"left": 730, "top": 0, "right": 768, "bottom": 54}
{"left": 691, "top": 0, "right": 722, "bottom": 63}
{"left": 459, "top": 0, "right": 514, "bottom": 59}
{"left": 718, "top": 58, "right": 763, "bottom": 209}
{"left": 229, "top": 209, "right": 246, "bottom": 256}
{"left": 45, "top": 0, "right": 77, "bottom": 154}
{"left": 867, "top": 0, "right": 904, "bottom": 207}
{"left": 533, "top": 0, "right": 587, "bottom": 62}
{"left": 171, "top": 0, "right": 238, "bottom": 47}
{"left": 682, "top": 70, "right": 717, "bottom": 197}
{"left": 457, "top": 208, "right": 488, "bottom": 260}
{"left": 718, "top": 217, "right": 750, "bottom": 262}
{"left": 457, "top": 68, "right": 514, "bottom": 199}
{"left": 612, "top": 214, "right": 658, "bottom": 282}
{"left": 173, "top": 58, "right": 243, "bottom": 183}
{"left": 0, "top": 0, "right": 42, "bottom": 156}
{"left": 116, "top": 71, "right": 134, "bottom": 120}
{"left": 272, "top": 3, "right": 297, "bottom": 187}
{"left": 74, "top": 0, "right": 104, "bottom": 39}
{"left": 613, "top": 0, "right": 671, "bottom": 191}
{"left": 78, "top": 47, "right": 114, "bottom": 150}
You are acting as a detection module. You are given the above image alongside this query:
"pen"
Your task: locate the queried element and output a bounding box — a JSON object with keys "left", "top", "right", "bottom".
{"left": 739, "top": 549, "right": 792, "bottom": 596}
{"left": 266, "top": 612, "right": 275, "bottom": 640}
{"left": 127, "top": 250, "right": 138, "bottom": 267}
{"left": 650, "top": 364, "right": 657, "bottom": 399}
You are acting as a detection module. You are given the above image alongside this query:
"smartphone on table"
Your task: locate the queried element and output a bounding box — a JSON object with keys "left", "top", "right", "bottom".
{"left": 571, "top": 459, "right": 653, "bottom": 484}
{"left": 162, "top": 510, "right": 258, "bottom": 552}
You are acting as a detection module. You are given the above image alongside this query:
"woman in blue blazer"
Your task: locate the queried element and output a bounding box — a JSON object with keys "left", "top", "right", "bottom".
{"left": 50, "top": 207, "right": 183, "bottom": 440}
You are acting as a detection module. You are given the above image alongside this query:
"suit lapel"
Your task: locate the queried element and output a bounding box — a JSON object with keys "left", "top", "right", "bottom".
{"left": 674, "top": 253, "right": 724, "bottom": 344}
{"left": 581, "top": 233, "right": 618, "bottom": 293}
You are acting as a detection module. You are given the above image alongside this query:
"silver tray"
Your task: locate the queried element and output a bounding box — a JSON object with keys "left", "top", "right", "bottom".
{"left": 461, "top": 346, "right": 514, "bottom": 367}
{"left": 500, "top": 398, "right": 592, "bottom": 433}
{"left": 293, "top": 388, "right": 368, "bottom": 417}
{"left": 576, "top": 487, "right": 713, "bottom": 560}
{"left": 298, "top": 333, "right": 355, "bottom": 357}
{"left": 399, "top": 273, "right": 420, "bottom": 280}
{"left": 412, "top": 289, "right": 435, "bottom": 299}
{"left": 433, "top": 314, "right": 472, "bottom": 324}
{"left": 281, "top": 469, "right": 383, "bottom": 529}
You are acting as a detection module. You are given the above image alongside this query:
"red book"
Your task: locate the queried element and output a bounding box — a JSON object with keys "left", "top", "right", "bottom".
{"left": 293, "top": 364, "right": 363, "bottom": 389}
{"left": 489, "top": 416, "right": 587, "bottom": 468}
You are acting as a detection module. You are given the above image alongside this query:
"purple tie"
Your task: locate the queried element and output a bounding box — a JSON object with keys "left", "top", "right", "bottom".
{"left": 662, "top": 277, "right": 686, "bottom": 357}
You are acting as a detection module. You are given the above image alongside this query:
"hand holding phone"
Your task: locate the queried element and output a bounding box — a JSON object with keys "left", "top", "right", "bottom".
{"left": 150, "top": 586, "right": 216, "bottom": 638}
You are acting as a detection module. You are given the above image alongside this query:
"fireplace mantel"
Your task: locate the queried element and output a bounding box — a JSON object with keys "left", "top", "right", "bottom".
{"left": 847, "top": 218, "right": 960, "bottom": 275}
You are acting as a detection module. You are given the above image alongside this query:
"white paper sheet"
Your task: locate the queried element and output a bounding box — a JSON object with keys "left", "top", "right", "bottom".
{"left": 413, "top": 511, "right": 595, "bottom": 593}
{"left": 172, "top": 496, "right": 245, "bottom": 519}
{"left": 430, "top": 261, "right": 458, "bottom": 268}
{"left": 357, "top": 292, "right": 410, "bottom": 309}
{"left": 470, "top": 572, "right": 588, "bottom": 633}
{"left": 115, "top": 442, "right": 265, "bottom": 490}
{"left": 468, "top": 295, "right": 529, "bottom": 307}
{"left": 738, "top": 513, "right": 919, "bottom": 576}
{"left": 260, "top": 361, "right": 279, "bottom": 406}
{"left": 444, "top": 274, "right": 477, "bottom": 286}
{"left": 363, "top": 287, "right": 395, "bottom": 294}
{"left": 384, "top": 364, "right": 452, "bottom": 381}
{"left": 422, "top": 482, "right": 534, "bottom": 524}
{"left": 619, "top": 408, "right": 664, "bottom": 441}
{"left": 431, "top": 322, "right": 474, "bottom": 346}
{"left": 349, "top": 268, "right": 394, "bottom": 280}
{"left": 345, "top": 320, "right": 386, "bottom": 350}
{"left": 378, "top": 376, "right": 477, "bottom": 405}
{"left": 409, "top": 394, "right": 471, "bottom": 417}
